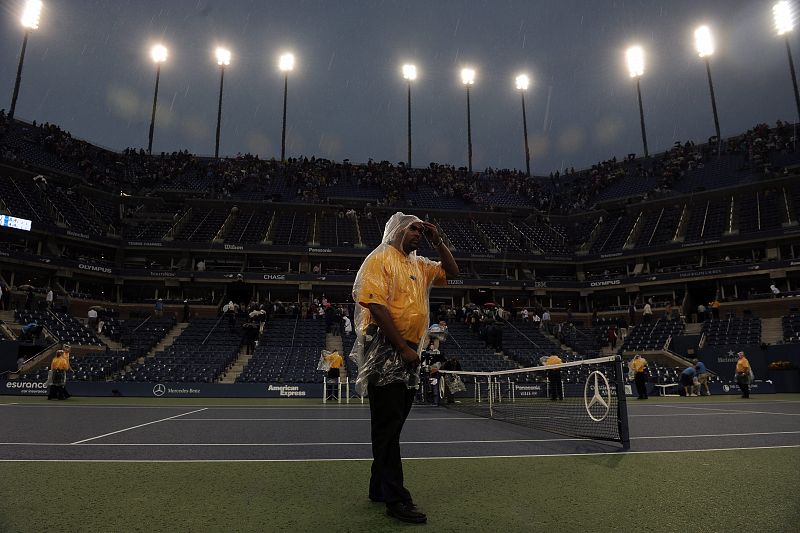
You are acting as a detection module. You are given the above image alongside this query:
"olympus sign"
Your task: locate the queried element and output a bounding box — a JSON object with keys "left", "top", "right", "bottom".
{"left": 589, "top": 279, "right": 621, "bottom": 288}
{"left": 78, "top": 263, "right": 113, "bottom": 274}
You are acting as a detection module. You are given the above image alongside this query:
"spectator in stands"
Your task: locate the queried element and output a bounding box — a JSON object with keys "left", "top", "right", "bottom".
{"left": 643, "top": 301, "right": 653, "bottom": 324}
{"left": 87, "top": 308, "right": 98, "bottom": 328}
{"left": 735, "top": 351, "right": 753, "bottom": 399}
{"left": 628, "top": 301, "right": 636, "bottom": 326}
{"left": 428, "top": 320, "right": 448, "bottom": 351}
{"left": 350, "top": 213, "right": 458, "bottom": 525}
{"left": 343, "top": 315, "right": 353, "bottom": 336}
{"left": 697, "top": 303, "right": 706, "bottom": 323}
{"left": 196, "top": 260, "right": 206, "bottom": 272}
{"left": 680, "top": 365, "right": 697, "bottom": 397}
{"left": 20, "top": 322, "right": 43, "bottom": 343}
{"left": 45, "top": 287, "right": 54, "bottom": 310}
{"left": 709, "top": 298, "right": 721, "bottom": 320}
{"left": 544, "top": 353, "right": 564, "bottom": 400}
{"left": 694, "top": 359, "right": 711, "bottom": 396}
{"left": 521, "top": 308, "right": 529, "bottom": 321}
{"left": 665, "top": 302, "right": 673, "bottom": 320}
{"left": 542, "top": 309, "right": 551, "bottom": 332}
{"left": 532, "top": 312, "right": 541, "bottom": 329}
{"left": 183, "top": 300, "right": 190, "bottom": 322}
{"left": 608, "top": 325, "right": 618, "bottom": 349}
{"left": 25, "top": 287, "right": 34, "bottom": 310}
{"left": 629, "top": 355, "right": 648, "bottom": 400}
{"left": 770, "top": 283, "right": 781, "bottom": 298}
{"left": 154, "top": 298, "right": 164, "bottom": 318}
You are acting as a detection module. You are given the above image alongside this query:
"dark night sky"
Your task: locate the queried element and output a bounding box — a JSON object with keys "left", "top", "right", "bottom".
{"left": 0, "top": 0, "right": 793, "bottom": 174}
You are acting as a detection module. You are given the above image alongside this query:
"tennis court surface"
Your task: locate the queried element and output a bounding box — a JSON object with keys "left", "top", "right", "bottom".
{"left": 1, "top": 395, "right": 799, "bottom": 532}
{"left": 1, "top": 396, "right": 799, "bottom": 460}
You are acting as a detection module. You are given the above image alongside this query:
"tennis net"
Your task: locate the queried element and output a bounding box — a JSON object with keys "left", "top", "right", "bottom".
{"left": 437, "top": 355, "right": 630, "bottom": 448}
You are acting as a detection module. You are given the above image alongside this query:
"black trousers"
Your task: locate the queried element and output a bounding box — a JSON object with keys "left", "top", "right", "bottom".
{"left": 548, "top": 370, "right": 563, "bottom": 400}
{"left": 634, "top": 372, "right": 648, "bottom": 399}
{"left": 738, "top": 381, "right": 750, "bottom": 398}
{"left": 368, "top": 382, "right": 416, "bottom": 505}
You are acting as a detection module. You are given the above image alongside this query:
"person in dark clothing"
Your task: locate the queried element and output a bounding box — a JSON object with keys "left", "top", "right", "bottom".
{"left": 440, "top": 356, "right": 463, "bottom": 404}
{"left": 183, "top": 300, "right": 190, "bottom": 322}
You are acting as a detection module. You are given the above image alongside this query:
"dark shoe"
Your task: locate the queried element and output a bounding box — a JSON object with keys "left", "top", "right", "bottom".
{"left": 369, "top": 495, "right": 384, "bottom": 503}
{"left": 386, "top": 502, "right": 427, "bottom": 524}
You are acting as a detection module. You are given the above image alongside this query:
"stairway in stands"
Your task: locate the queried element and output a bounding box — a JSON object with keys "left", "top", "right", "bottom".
{"left": 140, "top": 322, "right": 188, "bottom": 362}
{"left": 760, "top": 317, "right": 784, "bottom": 344}
{"left": 219, "top": 345, "right": 252, "bottom": 384}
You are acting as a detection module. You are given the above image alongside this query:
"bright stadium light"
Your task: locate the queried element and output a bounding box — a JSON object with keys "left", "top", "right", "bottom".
{"left": 775, "top": 1, "right": 794, "bottom": 35}
{"left": 213, "top": 47, "right": 231, "bottom": 158}
{"left": 21, "top": 0, "right": 42, "bottom": 30}
{"left": 147, "top": 44, "right": 168, "bottom": 154}
{"left": 694, "top": 25, "right": 715, "bottom": 58}
{"left": 151, "top": 44, "right": 168, "bottom": 64}
{"left": 9, "top": 0, "right": 44, "bottom": 119}
{"left": 625, "top": 46, "right": 649, "bottom": 157}
{"left": 694, "top": 26, "right": 721, "bottom": 143}
{"left": 216, "top": 47, "right": 231, "bottom": 66}
{"left": 460, "top": 68, "right": 476, "bottom": 172}
{"left": 278, "top": 53, "right": 295, "bottom": 161}
{"left": 461, "top": 67, "right": 476, "bottom": 85}
{"left": 775, "top": 2, "right": 800, "bottom": 122}
{"left": 279, "top": 52, "right": 295, "bottom": 72}
{"left": 626, "top": 46, "right": 645, "bottom": 78}
{"left": 402, "top": 64, "right": 417, "bottom": 167}
{"left": 515, "top": 74, "right": 532, "bottom": 175}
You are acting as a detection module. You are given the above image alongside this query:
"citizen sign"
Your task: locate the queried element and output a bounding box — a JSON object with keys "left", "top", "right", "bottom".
{"left": 79, "top": 263, "right": 113, "bottom": 274}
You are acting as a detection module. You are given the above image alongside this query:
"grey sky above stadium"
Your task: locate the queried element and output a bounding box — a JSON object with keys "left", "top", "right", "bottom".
{"left": 0, "top": 0, "right": 792, "bottom": 174}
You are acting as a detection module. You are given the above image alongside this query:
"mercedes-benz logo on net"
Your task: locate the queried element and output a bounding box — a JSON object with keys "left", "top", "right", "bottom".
{"left": 583, "top": 371, "right": 611, "bottom": 422}
{"left": 152, "top": 383, "right": 166, "bottom": 397}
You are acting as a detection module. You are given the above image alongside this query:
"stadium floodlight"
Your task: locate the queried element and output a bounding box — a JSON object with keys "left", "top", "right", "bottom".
{"left": 625, "top": 46, "right": 649, "bottom": 157}
{"left": 625, "top": 46, "right": 645, "bottom": 78}
{"left": 9, "top": 0, "right": 44, "bottom": 120}
{"left": 461, "top": 68, "right": 476, "bottom": 172}
{"left": 214, "top": 47, "right": 231, "bottom": 158}
{"left": 402, "top": 64, "right": 417, "bottom": 167}
{"left": 515, "top": 74, "right": 532, "bottom": 176}
{"left": 147, "top": 44, "right": 168, "bottom": 155}
{"left": 694, "top": 26, "right": 721, "bottom": 143}
{"left": 775, "top": 1, "right": 794, "bottom": 35}
{"left": 279, "top": 53, "right": 295, "bottom": 161}
{"left": 774, "top": 2, "right": 800, "bottom": 122}
{"left": 21, "top": 0, "right": 42, "bottom": 29}
{"left": 215, "top": 47, "right": 231, "bottom": 66}
{"left": 461, "top": 68, "right": 476, "bottom": 86}
{"left": 694, "top": 25, "right": 715, "bottom": 58}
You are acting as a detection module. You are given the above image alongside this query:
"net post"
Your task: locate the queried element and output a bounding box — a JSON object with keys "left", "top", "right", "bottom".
{"left": 337, "top": 378, "right": 342, "bottom": 404}
{"left": 322, "top": 376, "right": 327, "bottom": 404}
{"left": 488, "top": 376, "right": 494, "bottom": 418}
{"left": 614, "top": 355, "right": 631, "bottom": 449}
{"left": 345, "top": 378, "right": 350, "bottom": 404}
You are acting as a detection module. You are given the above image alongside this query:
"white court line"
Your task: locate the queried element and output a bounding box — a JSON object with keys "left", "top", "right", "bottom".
{"left": 5, "top": 430, "right": 800, "bottom": 447}
{"left": 69, "top": 408, "right": 208, "bottom": 445}
{"left": 0, "top": 444, "right": 797, "bottom": 462}
{"left": 169, "top": 417, "right": 481, "bottom": 422}
{"left": 653, "top": 404, "right": 800, "bottom": 417}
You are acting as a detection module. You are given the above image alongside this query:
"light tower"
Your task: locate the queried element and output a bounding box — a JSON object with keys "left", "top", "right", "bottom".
{"left": 461, "top": 68, "right": 476, "bottom": 173}
{"left": 278, "top": 52, "right": 295, "bottom": 162}
{"left": 626, "top": 45, "right": 649, "bottom": 157}
{"left": 402, "top": 64, "right": 417, "bottom": 168}
{"left": 515, "top": 74, "right": 532, "bottom": 176}
{"left": 147, "top": 44, "right": 168, "bottom": 155}
{"left": 214, "top": 47, "right": 231, "bottom": 159}
{"left": 9, "top": 0, "right": 43, "bottom": 120}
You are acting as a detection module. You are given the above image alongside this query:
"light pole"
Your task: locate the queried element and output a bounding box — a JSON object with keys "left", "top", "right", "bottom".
{"left": 402, "top": 64, "right": 417, "bottom": 168}
{"left": 214, "top": 47, "right": 231, "bottom": 159}
{"left": 774, "top": 1, "right": 800, "bottom": 123}
{"left": 147, "top": 44, "right": 167, "bottom": 155}
{"left": 461, "top": 68, "right": 476, "bottom": 173}
{"left": 9, "top": 0, "right": 42, "bottom": 121}
{"left": 695, "top": 25, "right": 721, "bottom": 143}
{"left": 515, "top": 74, "right": 531, "bottom": 176}
{"left": 626, "top": 45, "right": 649, "bottom": 157}
{"left": 279, "top": 53, "right": 295, "bottom": 162}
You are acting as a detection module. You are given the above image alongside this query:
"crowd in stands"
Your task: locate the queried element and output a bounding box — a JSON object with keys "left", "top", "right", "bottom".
{"left": 3, "top": 109, "right": 799, "bottom": 215}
